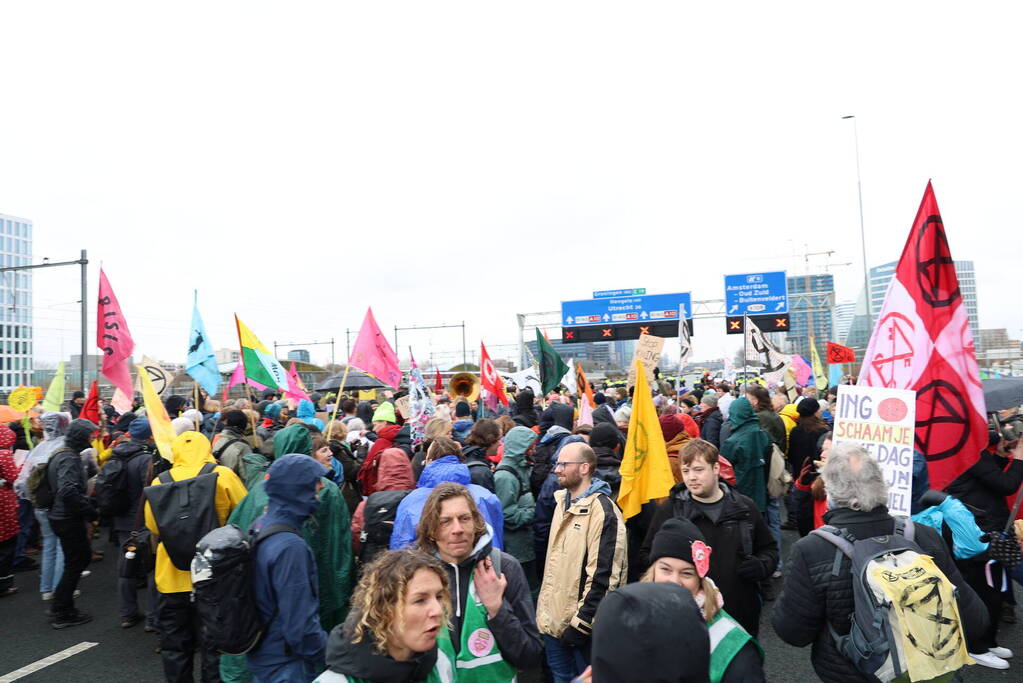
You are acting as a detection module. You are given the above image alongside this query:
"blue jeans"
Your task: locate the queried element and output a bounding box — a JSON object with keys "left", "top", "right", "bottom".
{"left": 34, "top": 508, "right": 64, "bottom": 593}
{"left": 765, "top": 497, "right": 783, "bottom": 571}
{"left": 543, "top": 634, "right": 588, "bottom": 683}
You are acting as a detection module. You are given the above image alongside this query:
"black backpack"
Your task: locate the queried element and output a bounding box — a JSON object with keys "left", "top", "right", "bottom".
{"left": 191, "top": 523, "right": 300, "bottom": 655}
{"left": 144, "top": 463, "right": 220, "bottom": 570}
{"left": 360, "top": 489, "right": 412, "bottom": 566}
{"left": 28, "top": 459, "right": 55, "bottom": 509}
{"left": 95, "top": 455, "right": 133, "bottom": 516}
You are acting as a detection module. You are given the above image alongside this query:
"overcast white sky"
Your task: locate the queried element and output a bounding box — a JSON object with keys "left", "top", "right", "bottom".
{"left": 2, "top": 2, "right": 1021, "bottom": 369}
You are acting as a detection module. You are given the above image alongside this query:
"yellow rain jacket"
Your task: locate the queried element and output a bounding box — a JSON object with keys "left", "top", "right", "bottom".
{"left": 778, "top": 404, "right": 799, "bottom": 449}
{"left": 145, "top": 431, "right": 248, "bottom": 594}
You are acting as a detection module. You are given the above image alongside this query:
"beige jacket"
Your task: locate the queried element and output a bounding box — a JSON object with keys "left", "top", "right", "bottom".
{"left": 536, "top": 485, "right": 627, "bottom": 638}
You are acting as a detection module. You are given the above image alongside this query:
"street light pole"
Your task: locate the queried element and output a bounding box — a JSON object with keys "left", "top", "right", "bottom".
{"left": 843, "top": 115, "right": 872, "bottom": 327}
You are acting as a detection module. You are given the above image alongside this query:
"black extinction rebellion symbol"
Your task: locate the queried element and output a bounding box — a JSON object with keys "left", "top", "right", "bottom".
{"left": 915, "top": 379, "right": 970, "bottom": 462}
{"left": 916, "top": 216, "right": 960, "bottom": 309}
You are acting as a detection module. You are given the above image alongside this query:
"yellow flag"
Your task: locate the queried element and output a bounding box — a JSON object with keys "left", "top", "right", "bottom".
{"left": 43, "top": 361, "right": 66, "bottom": 412}
{"left": 810, "top": 336, "right": 829, "bottom": 392}
{"left": 617, "top": 359, "right": 675, "bottom": 519}
{"left": 137, "top": 365, "right": 175, "bottom": 462}
{"left": 358, "top": 389, "right": 376, "bottom": 401}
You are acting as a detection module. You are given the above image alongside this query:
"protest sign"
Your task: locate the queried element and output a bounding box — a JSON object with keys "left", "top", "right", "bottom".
{"left": 833, "top": 385, "right": 917, "bottom": 516}
{"left": 627, "top": 334, "right": 664, "bottom": 390}
{"left": 394, "top": 395, "right": 411, "bottom": 419}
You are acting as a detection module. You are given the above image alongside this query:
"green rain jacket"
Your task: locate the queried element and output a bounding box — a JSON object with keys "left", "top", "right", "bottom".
{"left": 493, "top": 426, "right": 537, "bottom": 563}
{"left": 720, "top": 397, "right": 770, "bottom": 513}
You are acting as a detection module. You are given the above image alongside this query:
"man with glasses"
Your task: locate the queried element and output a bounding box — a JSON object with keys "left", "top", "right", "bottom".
{"left": 535, "top": 442, "right": 627, "bottom": 683}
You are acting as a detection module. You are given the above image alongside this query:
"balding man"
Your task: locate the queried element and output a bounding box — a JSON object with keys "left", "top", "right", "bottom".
{"left": 535, "top": 441, "right": 627, "bottom": 683}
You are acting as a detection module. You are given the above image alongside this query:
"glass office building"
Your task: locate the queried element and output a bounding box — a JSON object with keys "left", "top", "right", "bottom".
{"left": 0, "top": 213, "right": 33, "bottom": 392}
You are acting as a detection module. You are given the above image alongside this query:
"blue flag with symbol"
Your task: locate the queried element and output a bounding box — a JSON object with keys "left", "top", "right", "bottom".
{"left": 186, "top": 291, "right": 220, "bottom": 397}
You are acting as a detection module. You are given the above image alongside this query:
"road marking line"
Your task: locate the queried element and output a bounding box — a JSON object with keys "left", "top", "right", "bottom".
{"left": 0, "top": 641, "right": 99, "bottom": 682}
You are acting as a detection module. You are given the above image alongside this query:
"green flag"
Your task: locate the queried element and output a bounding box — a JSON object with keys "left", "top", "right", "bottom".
{"left": 43, "top": 361, "right": 66, "bottom": 412}
{"left": 535, "top": 328, "right": 569, "bottom": 395}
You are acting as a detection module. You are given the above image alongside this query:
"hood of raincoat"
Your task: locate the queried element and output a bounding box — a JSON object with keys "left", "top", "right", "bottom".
{"left": 539, "top": 424, "right": 570, "bottom": 445}
{"left": 728, "top": 396, "right": 759, "bottom": 431}
{"left": 41, "top": 411, "right": 72, "bottom": 440}
{"left": 65, "top": 418, "right": 98, "bottom": 453}
{"left": 274, "top": 423, "right": 313, "bottom": 458}
{"left": 571, "top": 476, "right": 613, "bottom": 504}
{"left": 501, "top": 426, "right": 537, "bottom": 470}
{"left": 297, "top": 399, "right": 324, "bottom": 429}
{"left": 0, "top": 424, "right": 16, "bottom": 450}
{"left": 170, "top": 430, "right": 216, "bottom": 467}
{"left": 779, "top": 403, "right": 799, "bottom": 422}
{"left": 376, "top": 448, "right": 415, "bottom": 490}
{"left": 263, "top": 453, "right": 326, "bottom": 523}
{"left": 417, "top": 454, "right": 470, "bottom": 488}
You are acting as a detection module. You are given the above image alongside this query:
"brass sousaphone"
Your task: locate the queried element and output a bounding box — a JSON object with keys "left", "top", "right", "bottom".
{"left": 446, "top": 372, "right": 480, "bottom": 403}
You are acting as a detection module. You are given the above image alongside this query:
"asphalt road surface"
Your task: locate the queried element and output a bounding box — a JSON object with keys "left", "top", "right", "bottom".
{"left": 1, "top": 528, "right": 1021, "bottom": 682}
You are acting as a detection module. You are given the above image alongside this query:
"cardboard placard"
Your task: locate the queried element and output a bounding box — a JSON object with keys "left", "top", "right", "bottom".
{"left": 628, "top": 334, "right": 665, "bottom": 390}
{"left": 394, "top": 395, "right": 411, "bottom": 419}
{"left": 833, "top": 385, "right": 917, "bottom": 516}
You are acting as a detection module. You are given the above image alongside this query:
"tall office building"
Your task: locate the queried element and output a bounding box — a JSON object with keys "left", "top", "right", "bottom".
{"left": 0, "top": 213, "right": 33, "bottom": 392}
{"left": 832, "top": 301, "right": 856, "bottom": 345}
{"left": 784, "top": 273, "right": 835, "bottom": 362}
{"left": 287, "top": 349, "right": 310, "bottom": 363}
{"left": 851, "top": 260, "right": 981, "bottom": 347}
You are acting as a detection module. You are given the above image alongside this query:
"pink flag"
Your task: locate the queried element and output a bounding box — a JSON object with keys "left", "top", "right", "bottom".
{"left": 284, "top": 363, "right": 310, "bottom": 402}
{"left": 578, "top": 396, "right": 594, "bottom": 426}
{"left": 858, "top": 182, "right": 986, "bottom": 490}
{"left": 97, "top": 269, "right": 136, "bottom": 397}
{"left": 227, "top": 363, "right": 246, "bottom": 389}
{"left": 790, "top": 354, "right": 813, "bottom": 386}
{"left": 349, "top": 308, "right": 402, "bottom": 387}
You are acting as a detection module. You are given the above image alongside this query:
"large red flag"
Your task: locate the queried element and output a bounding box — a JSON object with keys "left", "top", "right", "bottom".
{"left": 479, "top": 342, "right": 509, "bottom": 405}
{"left": 434, "top": 368, "right": 444, "bottom": 394}
{"left": 858, "top": 182, "right": 986, "bottom": 490}
{"left": 97, "top": 269, "right": 136, "bottom": 397}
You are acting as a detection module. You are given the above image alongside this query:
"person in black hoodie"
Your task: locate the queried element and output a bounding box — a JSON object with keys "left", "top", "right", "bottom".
{"left": 414, "top": 483, "right": 542, "bottom": 678}
{"left": 590, "top": 392, "right": 615, "bottom": 426}
{"left": 47, "top": 418, "right": 99, "bottom": 629}
{"left": 510, "top": 388, "right": 538, "bottom": 429}
{"left": 110, "top": 417, "right": 156, "bottom": 629}
{"left": 944, "top": 432, "right": 1023, "bottom": 666}
{"left": 589, "top": 422, "right": 623, "bottom": 496}
{"left": 316, "top": 550, "right": 455, "bottom": 682}
{"left": 538, "top": 399, "right": 574, "bottom": 437}
{"left": 462, "top": 419, "right": 500, "bottom": 493}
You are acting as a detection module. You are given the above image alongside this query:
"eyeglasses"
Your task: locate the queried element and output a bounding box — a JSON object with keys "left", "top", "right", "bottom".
{"left": 554, "top": 461, "right": 587, "bottom": 469}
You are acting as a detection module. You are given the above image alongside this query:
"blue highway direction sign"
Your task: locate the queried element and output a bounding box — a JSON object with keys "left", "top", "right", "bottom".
{"left": 562, "top": 291, "right": 692, "bottom": 327}
{"left": 724, "top": 271, "right": 788, "bottom": 316}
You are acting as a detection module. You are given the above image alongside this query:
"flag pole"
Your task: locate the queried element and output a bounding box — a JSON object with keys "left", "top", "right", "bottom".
{"left": 324, "top": 364, "right": 352, "bottom": 434}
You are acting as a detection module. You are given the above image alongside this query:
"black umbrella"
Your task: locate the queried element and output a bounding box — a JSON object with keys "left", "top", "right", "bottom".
{"left": 314, "top": 366, "right": 389, "bottom": 391}
{"left": 982, "top": 378, "right": 1023, "bottom": 412}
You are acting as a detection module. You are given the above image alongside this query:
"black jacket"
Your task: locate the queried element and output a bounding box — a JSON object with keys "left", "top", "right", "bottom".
{"left": 642, "top": 483, "right": 777, "bottom": 637}
{"left": 439, "top": 541, "right": 542, "bottom": 671}
{"left": 699, "top": 409, "right": 723, "bottom": 449}
{"left": 47, "top": 419, "right": 98, "bottom": 522}
{"left": 592, "top": 445, "right": 622, "bottom": 498}
{"left": 787, "top": 422, "right": 829, "bottom": 473}
{"left": 324, "top": 627, "right": 440, "bottom": 682}
{"left": 945, "top": 450, "right": 1023, "bottom": 532}
{"left": 328, "top": 438, "right": 362, "bottom": 513}
{"left": 110, "top": 440, "right": 154, "bottom": 532}
{"left": 771, "top": 506, "right": 988, "bottom": 683}
{"left": 462, "top": 445, "right": 496, "bottom": 493}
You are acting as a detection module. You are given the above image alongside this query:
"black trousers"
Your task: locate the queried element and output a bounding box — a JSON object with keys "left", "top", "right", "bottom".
{"left": 0, "top": 535, "right": 15, "bottom": 591}
{"left": 50, "top": 518, "right": 91, "bottom": 617}
{"left": 958, "top": 558, "right": 1004, "bottom": 651}
{"left": 156, "top": 590, "right": 221, "bottom": 683}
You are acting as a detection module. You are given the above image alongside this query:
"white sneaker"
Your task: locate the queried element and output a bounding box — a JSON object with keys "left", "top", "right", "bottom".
{"left": 80, "top": 570, "right": 91, "bottom": 578}
{"left": 971, "top": 652, "right": 1009, "bottom": 669}
{"left": 772, "top": 570, "right": 782, "bottom": 579}
{"left": 989, "top": 646, "right": 1014, "bottom": 659}
{"left": 41, "top": 592, "right": 54, "bottom": 601}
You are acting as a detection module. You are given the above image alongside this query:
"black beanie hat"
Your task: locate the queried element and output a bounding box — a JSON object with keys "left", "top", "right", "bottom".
{"left": 594, "top": 392, "right": 607, "bottom": 405}
{"left": 797, "top": 397, "right": 820, "bottom": 417}
{"left": 591, "top": 582, "right": 710, "bottom": 682}
{"left": 650, "top": 518, "right": 710, "bottom": 570}
{"left": 589, "top": 422, "right": 621, "bottom": 449}
{"left": 224, "top": 409, "right": 248, "bottom": 430}
{"left": 72, "top": 390, "right": 85, "bottom": 400}
{"left": 454, "top": 401, "right": 472, "bottom": 418}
